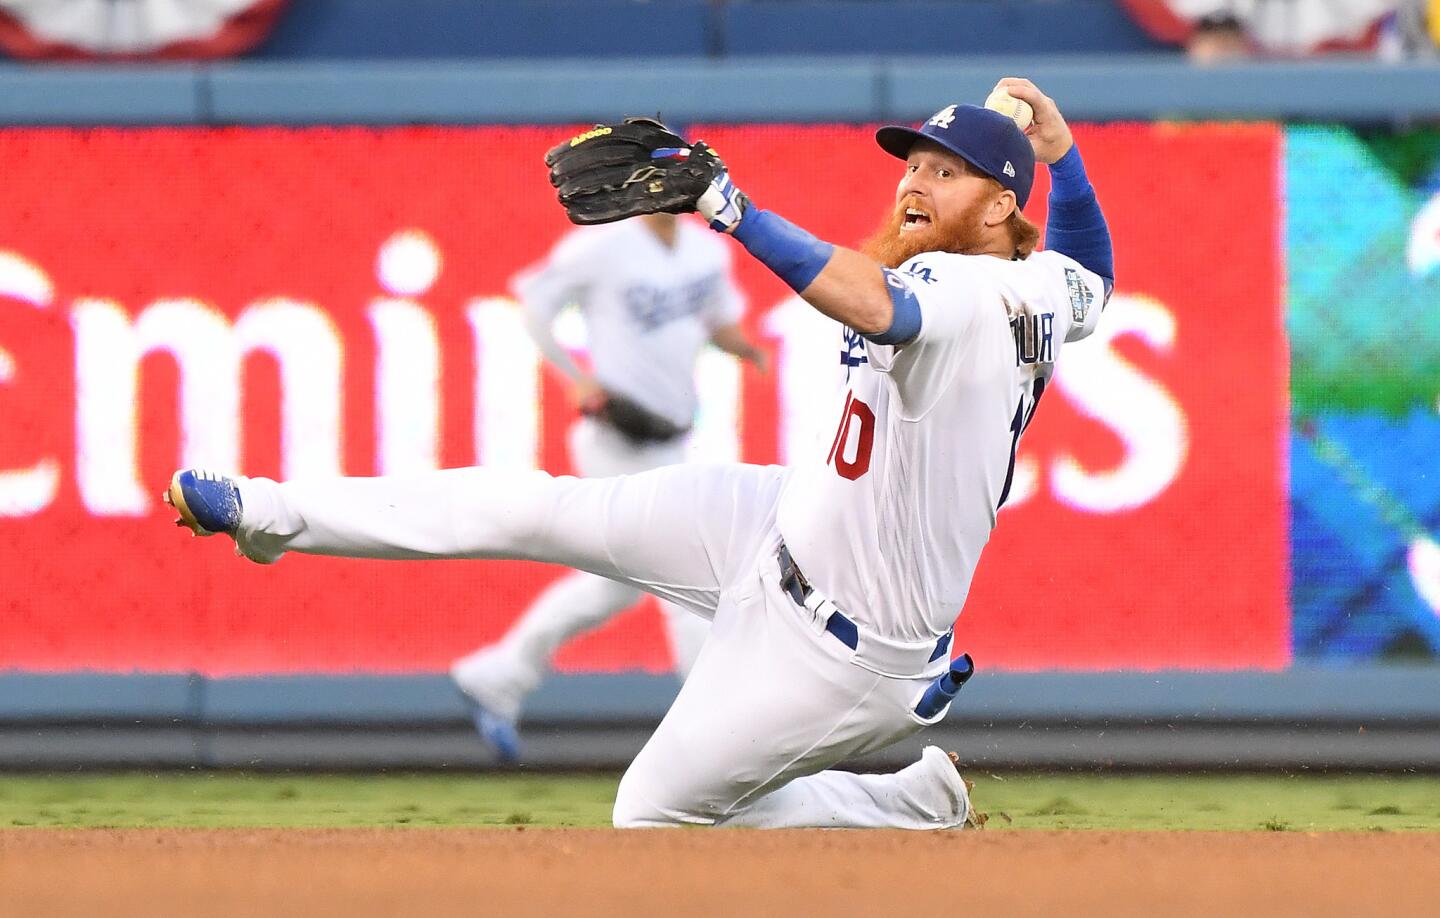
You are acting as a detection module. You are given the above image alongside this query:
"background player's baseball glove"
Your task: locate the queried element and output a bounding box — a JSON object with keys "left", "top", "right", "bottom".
{"left": 590, "top": 391, "right": 689, "bottom": 446}
{"left": 546, "top": 117, "right": 724, "bottom": 225}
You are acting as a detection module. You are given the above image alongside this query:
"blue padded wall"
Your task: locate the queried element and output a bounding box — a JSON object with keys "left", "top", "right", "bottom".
{"left": 247, "top": 0, "right": 1163, "bottom": 60}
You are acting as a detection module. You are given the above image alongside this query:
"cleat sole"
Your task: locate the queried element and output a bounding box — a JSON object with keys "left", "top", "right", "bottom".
{"left": 947, "top": 750, "right": 988, "bottom": 829}
{"left": 165, "top": 470, "right": 214, "bottom": 537}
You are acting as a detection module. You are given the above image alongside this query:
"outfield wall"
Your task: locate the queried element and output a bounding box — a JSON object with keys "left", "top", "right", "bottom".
{"left": 248, "top": 0, "right": 1164, "bottom": 59}
{"left": 1, "top": 59, "right": 1438, "bottom": 768}
{"left": 0, "top": 122, "right": 1288, "bottom": 676}
{"left": 0, "top": 58, "right": 1437, "bottom": 125}
{"left": 4, "top": 670, "right": 1439, "bottom": 770}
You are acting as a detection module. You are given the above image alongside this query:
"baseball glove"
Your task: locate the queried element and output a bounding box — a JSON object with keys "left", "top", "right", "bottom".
{"left": 591, "top": 391, "right": 689, "bottom": 446}
{"left": 545, "top": 117, "right": 725, "bottom": 225}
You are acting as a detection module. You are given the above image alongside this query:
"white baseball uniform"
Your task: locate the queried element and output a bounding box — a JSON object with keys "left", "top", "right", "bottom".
{"left": 227, "top": 244, "right": 1104, "bottom": 828}
{"left": 450, "top": 217, "right": 745, "bottom": 725}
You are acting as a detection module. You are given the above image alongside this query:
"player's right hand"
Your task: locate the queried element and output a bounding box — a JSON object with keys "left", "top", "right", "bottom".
{"left": 993, "top": 77, "right": 1073, "bottom": 165}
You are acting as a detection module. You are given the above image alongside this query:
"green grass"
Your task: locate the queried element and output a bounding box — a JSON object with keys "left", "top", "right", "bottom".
{"left": 0, "top": 773, "right": 615, "bottom": 829}
{"left": 2, "top": 772, "right": 1440, "bottom": 831}
{"left": 974, "top": 773, "right": 1440, "bottom": 831}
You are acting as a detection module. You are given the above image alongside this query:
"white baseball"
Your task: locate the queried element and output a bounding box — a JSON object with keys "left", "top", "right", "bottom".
{"left": 984, "top": 89, "right": 1034, "bottom": 132}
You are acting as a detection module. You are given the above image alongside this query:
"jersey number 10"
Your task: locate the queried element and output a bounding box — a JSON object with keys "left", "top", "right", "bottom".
{"left": 826, "top": 391, "right": 875, "bottom": 481}
{"left": 828, "top": 380, "right": 1046, "bottom": 511}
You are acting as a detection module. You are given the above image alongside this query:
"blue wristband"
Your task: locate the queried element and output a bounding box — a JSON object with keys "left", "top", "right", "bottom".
{"left": 731, "top": 209, "right": 835, "bottom": 293}
{"left": 865, "top": 268, "right": 922, "bottom": 345}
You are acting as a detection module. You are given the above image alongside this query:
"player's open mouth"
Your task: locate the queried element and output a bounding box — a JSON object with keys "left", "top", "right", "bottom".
{"left": 900, "top": 208, "right": 932, "bottom": 232}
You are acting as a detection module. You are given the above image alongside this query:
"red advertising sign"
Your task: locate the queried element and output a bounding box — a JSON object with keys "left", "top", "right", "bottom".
{"left": 0, "top": 124, "right": 1287, "bottom": 675}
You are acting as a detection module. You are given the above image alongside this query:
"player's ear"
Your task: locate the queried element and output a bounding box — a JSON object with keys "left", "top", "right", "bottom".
{"left": 986, "top": 189, "right": 1017, "bottom": 227}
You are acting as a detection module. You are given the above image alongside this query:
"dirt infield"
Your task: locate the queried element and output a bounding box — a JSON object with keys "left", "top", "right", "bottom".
{"left": 4, "top": 828, "right": 1438, "bottom": 918}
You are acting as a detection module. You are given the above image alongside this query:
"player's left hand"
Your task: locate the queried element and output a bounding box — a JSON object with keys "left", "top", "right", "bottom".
{"left": 573, "top": 375, "right": 608, "bottom": 414}
{"left": 596, "top": 391, "right": 689, "bottom": 445}
{"left": 993, "top": 77, "right": 1074, "bottom": 165}
{"left": 546, "top": 117, "right": 731, "bottom": 226}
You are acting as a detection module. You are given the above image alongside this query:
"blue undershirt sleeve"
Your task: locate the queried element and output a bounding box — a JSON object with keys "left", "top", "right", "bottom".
{"left": 1046, "top": 145, "right": 1115, "bottom": 298}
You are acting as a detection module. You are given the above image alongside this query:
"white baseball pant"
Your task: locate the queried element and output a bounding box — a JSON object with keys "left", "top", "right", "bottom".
{"left": 233, "top": 462, "right": 971, "bottom": 829}
{"left": 451, "top": 417, "right": 707, "bottom": 714}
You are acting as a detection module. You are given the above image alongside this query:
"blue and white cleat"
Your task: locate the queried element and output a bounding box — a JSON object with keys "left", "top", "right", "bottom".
{"left": 450, "top": 655, "right": 524, "bottom": 765}
{"left": 468, "top": 701, "right": 522, "bottom": 765}
{"left": 164, "top": 469, "right": 243, "bottom": 536}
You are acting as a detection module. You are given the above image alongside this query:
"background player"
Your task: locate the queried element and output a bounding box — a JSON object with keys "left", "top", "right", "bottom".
{"left": 451, "top": 212, "right": 766, "bottom": 761}
{"left": 164, "top": 78, "right": 1112, "bottom": 829}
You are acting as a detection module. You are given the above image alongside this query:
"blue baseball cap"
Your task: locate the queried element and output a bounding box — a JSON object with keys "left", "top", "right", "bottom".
{"left": 876, "top": 104, "right": 1036, "bottom": 208}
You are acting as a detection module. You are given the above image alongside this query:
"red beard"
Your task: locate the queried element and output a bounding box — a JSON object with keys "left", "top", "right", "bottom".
{"left": 859, "top": 195, "right": 993, "bottom": 268}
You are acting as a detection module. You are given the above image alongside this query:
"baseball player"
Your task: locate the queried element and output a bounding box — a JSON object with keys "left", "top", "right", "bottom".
{"left": 450, "top": 211, "right": 764, "bottom": 761}
{"left": 164, "top": 78, "right": 1113, "bottom": 829}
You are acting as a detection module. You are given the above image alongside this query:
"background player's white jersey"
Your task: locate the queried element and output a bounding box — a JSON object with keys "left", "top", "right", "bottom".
{"left": 777, "top": 249, "right": 1105, "bottom": 642}
{"left": 513, "top": 218, "right": 744, "bottom": 427}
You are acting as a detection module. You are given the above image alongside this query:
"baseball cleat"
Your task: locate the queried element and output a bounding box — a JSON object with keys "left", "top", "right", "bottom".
{"left": 915, "top": 745, "right": 986, "bottom": 829}
{"left": 452, "top": 683, "right": 522, "bottom": 764}
{"left": 947, "top": 750, "right": 989, "bottom": 829}
{"left": 450, "top": 661, "right": 523, "bottom": 765}
{"left": 468, "top": 701, "right": 522, "bottom": 765}
{"left": 164, "top": 469, "right": 243, "bottom": 536}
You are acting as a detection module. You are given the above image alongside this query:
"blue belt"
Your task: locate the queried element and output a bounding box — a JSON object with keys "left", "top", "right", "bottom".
{"left": 776, "top": 542, "right": 952, "bottom": 662}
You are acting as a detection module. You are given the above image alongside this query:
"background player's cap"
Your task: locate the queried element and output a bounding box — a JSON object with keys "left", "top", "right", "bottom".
{"left": 875, "top": 104, "right": 1036, "bottom": 208}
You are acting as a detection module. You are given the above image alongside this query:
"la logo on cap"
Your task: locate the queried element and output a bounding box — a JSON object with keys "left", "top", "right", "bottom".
{"left": 927, "top": 105, "right": 957, "bottom": 129}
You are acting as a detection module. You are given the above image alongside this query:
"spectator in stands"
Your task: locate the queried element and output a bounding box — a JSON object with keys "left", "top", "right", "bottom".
{"left": 1186, "top": 12, "right": 1251, "bottom": 62}
{"left": 0, "top": 0, "right": 286, "bottom": 60}
{"left": 1120, "top": 0, "right": 1435, "bottom": 58}
{"left": 1376, "top": 0, "right": 1439, "bottom": 59}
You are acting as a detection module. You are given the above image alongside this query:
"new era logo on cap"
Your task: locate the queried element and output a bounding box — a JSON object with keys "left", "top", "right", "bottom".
{"left": 1003, "top": 161, "right": 1016, "bottom": 178}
